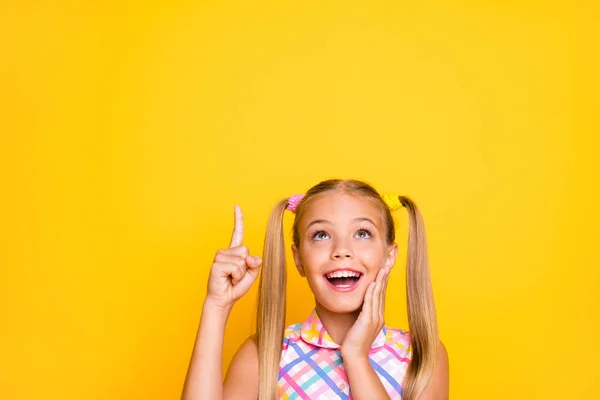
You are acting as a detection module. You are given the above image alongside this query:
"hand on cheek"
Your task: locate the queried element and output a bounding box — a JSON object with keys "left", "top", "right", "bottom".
{"left": 340, "top": 266, "right": 391, "bottom": 360}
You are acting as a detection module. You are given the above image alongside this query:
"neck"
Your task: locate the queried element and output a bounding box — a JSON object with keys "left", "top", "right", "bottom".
{"left": 314, "top": 302, "right": 361, "bottom": 346}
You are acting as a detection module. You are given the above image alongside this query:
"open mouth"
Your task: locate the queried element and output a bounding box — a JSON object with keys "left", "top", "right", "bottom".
{"left": 324, "top": 270, "right": 363, "bottom": 291}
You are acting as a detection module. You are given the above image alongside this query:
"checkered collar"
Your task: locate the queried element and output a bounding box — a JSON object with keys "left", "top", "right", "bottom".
{"left": 300, "top": 309, "right": 388, "bottom": 350}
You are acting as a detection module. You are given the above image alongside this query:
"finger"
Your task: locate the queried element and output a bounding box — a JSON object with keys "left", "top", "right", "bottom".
{"left": 229, "top": 205, "right": 244, "bottom": 248}
{"left": 380, "top": 267, "right": 390, "bottom": 320}
{"left": 231, "top": 259, "right": 262, "bottom": 298}
{"left": 245, "top": 255, "right": 262, "bottom": 270}
{"left": 214, "top": 254, "right": 246, "bottom": 267}
{"left": 372, "top": 269, "right": 385, "bottom": 321}
{"left": 229, "top": 263, "right": 244, "bottom": 286}
{"left": 213, "top": 262, "right": 245, "bottom": 284}
{"left": 215, "top": 254, "right": 248, "bottom": 284}
{"left": 381, "top": 267, "right": 390, "bottom": 300}
{"left": 219, "top": 245, "right": 250, "bottom": 258}
{"left": 244, "top": 256, "right": 262, "bottom": 282}
{"left": 363, "top": 281, "right": 376, "bottom": 321}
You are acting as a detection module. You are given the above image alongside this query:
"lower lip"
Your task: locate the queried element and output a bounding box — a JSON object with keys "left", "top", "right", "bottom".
{"left": 323, "top": 275, "right": 362, "bottom": 292}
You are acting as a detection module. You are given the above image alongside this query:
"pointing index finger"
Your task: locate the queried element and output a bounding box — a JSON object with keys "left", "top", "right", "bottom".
{"left": 229, "top": 205, "right": 244, "bottom": 248}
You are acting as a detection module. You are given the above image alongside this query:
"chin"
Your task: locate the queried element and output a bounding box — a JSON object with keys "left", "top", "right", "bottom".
{"left": 308, "top": 278, "right": 369, "bottom": 314}
{"left": 318, "top": 297, "right": 363, "bottom": 314}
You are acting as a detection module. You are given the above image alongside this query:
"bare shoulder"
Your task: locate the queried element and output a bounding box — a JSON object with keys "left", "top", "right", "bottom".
{"left": 223, "top": 336, "right": 259, "bottom": 400}
{"left": 417, "top": 340, "right": 449, "bottom": 400}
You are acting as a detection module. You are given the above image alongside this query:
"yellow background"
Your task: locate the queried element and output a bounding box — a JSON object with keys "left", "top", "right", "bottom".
{"left": 1, "top": 1, "right": 598, "bottom": 399}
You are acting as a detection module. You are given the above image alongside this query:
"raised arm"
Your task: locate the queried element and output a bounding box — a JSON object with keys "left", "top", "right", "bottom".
{"left": 181, "top": 206, "right": 262, "bottom": 400}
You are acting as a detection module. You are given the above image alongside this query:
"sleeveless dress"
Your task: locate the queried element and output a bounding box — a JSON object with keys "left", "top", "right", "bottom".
{"left": 277, "top": 309, "right": 412, "bottom": 399}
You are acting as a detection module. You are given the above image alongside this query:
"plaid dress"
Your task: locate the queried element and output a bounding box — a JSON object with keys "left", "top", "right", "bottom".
{"left": 277, "top": 310, "right": 412, "bottom": 399}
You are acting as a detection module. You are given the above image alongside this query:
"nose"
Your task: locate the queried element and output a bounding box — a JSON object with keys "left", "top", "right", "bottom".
{"left": 331, "top": 239, "right": 354, "bottom": 260}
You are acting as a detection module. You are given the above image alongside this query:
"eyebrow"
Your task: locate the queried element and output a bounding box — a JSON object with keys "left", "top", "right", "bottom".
{"left": 306, "top": 217, "right": 378, "bottom": 229}
{"left": 353, "top": 217, "right": 377, "bottom": 226}
{"left": 306, "top": 219, "right": 330, "bottom": 229}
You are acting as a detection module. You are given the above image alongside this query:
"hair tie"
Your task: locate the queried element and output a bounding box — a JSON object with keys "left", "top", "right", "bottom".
{"left": 286, "top": 194, "right": 305, "bottom": 213}
{"left": 382, "top": 193, "right": 403, "bottom": 211}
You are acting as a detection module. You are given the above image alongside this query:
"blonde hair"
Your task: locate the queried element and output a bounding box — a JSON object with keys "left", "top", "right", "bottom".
{"left": 255, "top": 179, "right": 439, "bottom": 400}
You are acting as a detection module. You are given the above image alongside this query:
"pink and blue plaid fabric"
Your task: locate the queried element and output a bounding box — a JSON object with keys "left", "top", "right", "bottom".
{"left": 277, "top": 310, "right": 412, "bottom": 399}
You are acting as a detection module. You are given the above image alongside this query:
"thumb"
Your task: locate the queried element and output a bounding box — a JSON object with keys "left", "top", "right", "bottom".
{"left": 246, "top": 255, "right": 262, "bottom": 269}
{"left": 231, "top": 257, "right": 262, "bottom": 299}
{"left": 245, "top": 255, "right": 262, "bottom": 278}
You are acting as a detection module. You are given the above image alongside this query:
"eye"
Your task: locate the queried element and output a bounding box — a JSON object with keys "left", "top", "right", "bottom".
{"left": 312, "top": 231, "right": 330, "bottom": 241}
{"left": 355, "top": 229, "right": 372, "bottom": 239}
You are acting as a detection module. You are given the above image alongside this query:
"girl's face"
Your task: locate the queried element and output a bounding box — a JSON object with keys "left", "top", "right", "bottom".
{"left": 292, "top": 192, "right": 398, "bottom": 314}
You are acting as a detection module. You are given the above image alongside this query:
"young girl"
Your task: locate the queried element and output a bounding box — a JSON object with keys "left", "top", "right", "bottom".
{"left": 182, "top": 179, "right": 449, "bottom": 400}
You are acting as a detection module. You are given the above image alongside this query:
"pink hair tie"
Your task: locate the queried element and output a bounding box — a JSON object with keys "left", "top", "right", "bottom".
{"left": 286, "top": 194, "right": 305, "bottom": 213}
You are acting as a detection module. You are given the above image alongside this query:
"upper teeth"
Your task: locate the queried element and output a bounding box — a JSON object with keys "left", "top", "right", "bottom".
{"left": 326, "top": 270, "right": 361, "bottom": 278}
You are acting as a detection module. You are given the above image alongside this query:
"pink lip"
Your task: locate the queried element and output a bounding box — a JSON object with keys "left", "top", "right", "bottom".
{"left": 322, "top": 269, "right": 363, "bottom": 293}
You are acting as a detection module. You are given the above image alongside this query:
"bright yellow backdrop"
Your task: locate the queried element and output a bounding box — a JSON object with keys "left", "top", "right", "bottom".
{"left": 1, "top": 1, "right": 598, "bottom": 399}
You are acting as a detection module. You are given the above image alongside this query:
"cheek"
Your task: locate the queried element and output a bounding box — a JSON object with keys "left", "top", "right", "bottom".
{"left": 357, "top": 245, "right": 387, "bottom": 270}
{"left": 299, "top": 244, "right": 330, "bottom": 275}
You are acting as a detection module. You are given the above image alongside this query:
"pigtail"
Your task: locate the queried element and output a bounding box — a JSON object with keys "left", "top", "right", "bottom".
{"left": 398, "top": 196, "right": 439, "bottom": 400}
{"left": 255, "top": 199, "right": 289, "bottom": 400}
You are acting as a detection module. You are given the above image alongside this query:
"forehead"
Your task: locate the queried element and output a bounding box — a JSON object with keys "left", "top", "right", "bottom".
{"left": 299, "top": 192, "right": 383, "bottom": 226}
